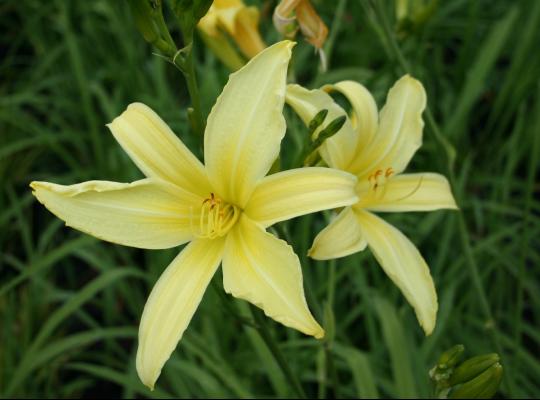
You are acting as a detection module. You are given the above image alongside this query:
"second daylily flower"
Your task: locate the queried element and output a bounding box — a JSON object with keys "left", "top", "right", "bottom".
{"left": 286, "top": 75, "right": 458, "bottom": 335}
{"left": 30, "top": 41, "right": 358, "bottom": 389}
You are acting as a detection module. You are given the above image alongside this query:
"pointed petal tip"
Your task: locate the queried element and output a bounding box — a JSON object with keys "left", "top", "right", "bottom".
{"left": 29, "top": 181, "right": 52, "bottom": 197}
{"left": 139, "top": 373, "right": 156, "bottom": 391}
{"left": 417, "top": 289, "right": 437, "bottom": 336}
{"left": 313, "top": 327, "right": 325, "bottom": 340}
{"left": 107, "top": 102, "right": 152, "bottom": 126}
{"left": 136, "top": 350, "right": 158, "bottom": 391}
{"left": 307, "top": 246, "right": 320, "bottom": 260}
{"left": 421, "top": 316, "right": 436, "bottom": 336}
{"left": 265, "top": 39, "right": 296, "bottom": 58}
{"left": 396, "top": 74, "right": 426, "bottom": 94}
{"left": 279, "top": 39, "right": 296, "bottom": 49}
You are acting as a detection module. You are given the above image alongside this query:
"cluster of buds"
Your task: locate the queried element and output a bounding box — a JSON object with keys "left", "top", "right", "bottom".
{"left": 128, "top": 0, "right": 176, "bottom": 57}
{"left": 129, "top": 0, "right": 214, "bottom": 55}
{"left": 302, "top": 109, "right": 345, "bottom": 166}
{"left": 273, "top": 0, "right": 329, "bottom": 68}
{"left": 430, "top": 344, "right": 503, "bottom": 399}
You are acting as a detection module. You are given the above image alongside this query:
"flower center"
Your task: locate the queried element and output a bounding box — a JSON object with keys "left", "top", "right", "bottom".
{"left": 367, "top": 167, "right": 394, "bottom": 198}
{"left": 356, "top": 168, "right": 425, "bottom": 207}
{"left": 192, "top": 193, "right": 240, "bottom": 239}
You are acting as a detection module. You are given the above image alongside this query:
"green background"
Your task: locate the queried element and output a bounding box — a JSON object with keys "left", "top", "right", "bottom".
{"left": 1, "top": 0, "right": 539, "bottom": 397}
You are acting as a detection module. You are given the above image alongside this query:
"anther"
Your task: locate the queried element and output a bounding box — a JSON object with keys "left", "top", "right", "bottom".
{"left": 192, "top": 193, "right": 240, "bottom": 239}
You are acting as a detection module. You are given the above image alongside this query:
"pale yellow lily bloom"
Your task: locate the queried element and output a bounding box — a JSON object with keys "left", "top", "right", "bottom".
{"left": 30, "top": 41, "right": 359, "bottom": 389}
{"left": 285, "top": 75, "right": 458, "bottom": 335}
{"left": 198, "top": 0, "right": 266, "bottom": 68}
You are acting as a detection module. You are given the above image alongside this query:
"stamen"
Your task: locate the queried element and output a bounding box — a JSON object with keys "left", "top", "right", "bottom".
{"left": 391, "top": 175, "right": 425, "bottom": 203}
{"left": 192, "top": 193, "right": 240, "bottom": 239}
{"left": 367, "top": 167, "right": 393, "bottom": 199}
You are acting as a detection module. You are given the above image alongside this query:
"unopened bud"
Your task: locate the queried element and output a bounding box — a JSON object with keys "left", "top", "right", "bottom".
{"left": 430, "top": 344, "right": 465, "bottom": 390}
{"left": 273, "top": 0, "right": 328, "bottom": 49}
{"left": 129, "top": 0, "right": 161, "bottom": 43}
{"left": 438, "top": 344, "right": 465, "bottom": 371}
{"left": 129, "top": 0, "right": 175, "bottom": 56}
{"left": 315, "top": 115, "right": 346, "bottom": 145}
{"left": 449, "top": 354, "right": 500, "bottom": 386}
{"left": 304, "top": 115, "right": 346, "bottom": 166}
{"left": 449, "top": 363, "right": 503, "bottom": 399}
{"left": 308, "top": 109, "right": 328, "bottom": 134}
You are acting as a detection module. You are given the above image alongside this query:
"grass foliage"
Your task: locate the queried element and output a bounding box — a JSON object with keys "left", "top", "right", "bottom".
{"left": 1, "top": 0, "right": 539, "bottom": 397}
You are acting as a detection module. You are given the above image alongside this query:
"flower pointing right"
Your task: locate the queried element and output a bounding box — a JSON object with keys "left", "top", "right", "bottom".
{"left": 286, "top": 75, "right": 458, "bottom": 335}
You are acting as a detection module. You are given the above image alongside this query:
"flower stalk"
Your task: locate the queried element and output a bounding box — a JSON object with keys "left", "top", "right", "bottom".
{"left": 129, "top": 0, "right": 208, "bottom": 138}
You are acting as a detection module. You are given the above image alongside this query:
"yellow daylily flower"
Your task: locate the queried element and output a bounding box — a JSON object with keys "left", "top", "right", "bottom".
{"left": 30, "top": 41, "right": 359, "bottom": 389}
{"left": 285, "top": 75, "right": 458, "bottom": 335}
{"left": 198, "top": 0, "right": 266, "bottom": 68}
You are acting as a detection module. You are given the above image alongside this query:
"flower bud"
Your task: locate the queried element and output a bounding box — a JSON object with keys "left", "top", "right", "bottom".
{"left": 438, "top": 344, "right": 465, "bottom": 371}
{"left": 273, "top": 0, "right": 328, "bottom": 49}
{"left": 308, "top": 109, "right": 329, "bottom": 134}
{"left": 129, "top": 0, "right": 161, "bottom": 43}
{"left": 449, "top": 354, "right": 500, "bottom": 386}
{"left": 449, "top": 363, "right": 503, "bottom": 399}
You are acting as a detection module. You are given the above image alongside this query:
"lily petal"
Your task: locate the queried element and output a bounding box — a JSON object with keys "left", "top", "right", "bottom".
{"left": 355, "top": 209, "right": 437, "bottom": 335}
{"left": 286, "top": 84, "right": 358, "bottom": 170}
{"left": 205, "top": 41, "right": 293, "bottom": 207}
{"left": 363, "top": 173, "right": 458, "bottom": 212}
{"left": 308, "top": 207, "right": 367, "bottom": 260}
{"left": 322, "top": 80, "right": 378, "bottom": 151}
{"left": 108, "top": 103, "right": 211, "bottom": 197}
{"left": 223, "top": 215, "right": 324, "bottom": 338}
{"left": 350, "top": 75, "right": 427, "bottom": 177}
{"left": 136, "top": 238, "right": 225, "bottom": 389}
{"left": 245, "top": 167, "right": 358, "bottom": 227}
{"left": 30, "top": 179, "right": 201, "bottom": 249}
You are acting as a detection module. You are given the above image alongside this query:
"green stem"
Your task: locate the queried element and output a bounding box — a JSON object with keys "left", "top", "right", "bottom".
{"left": 327, "top": 259, "right": 337, "bottom": 307}
{"left": 182, "top": 50, "right": 205, "bottom": 138}
{"left": 249, "top": 305, "right": 307, "bottom": 399}
{"left": 324, "top": 342, "right": 339, "bottom": 398}
{"left": 325, "top": 249, "right": 339, "bottom": 396}
{"left": 155, "top": 12, "right": 205, "bottom": 139}
{"left": 178, "top": 23, "right": 205, "bottom": 138}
